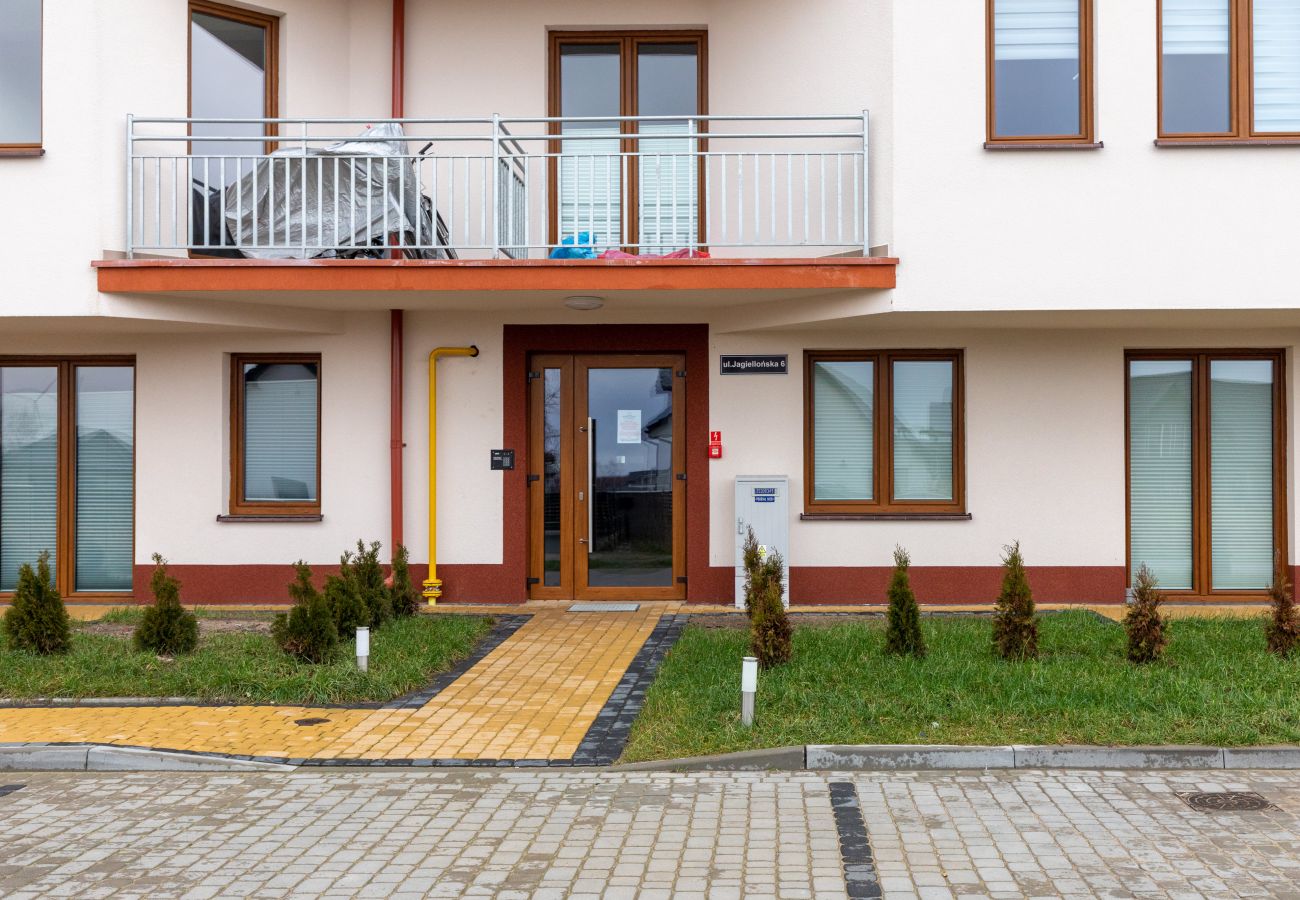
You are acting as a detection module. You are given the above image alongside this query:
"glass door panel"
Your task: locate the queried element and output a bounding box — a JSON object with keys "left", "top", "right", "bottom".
{"left": 581, "top": 365, "right": 675, "bottom": 590}
{"left": 1209, "top": 359, "right": 1274, "bottom": 589}
{"left": 557, "top": 43, "right": 623, "bottom": 253}
{"left": 74, "top": 366, "right": 135, "bottom": 592}
{"left": 0, "top": 366, "right": 58, "bottom": 591}
{"left": 1128, "top": 359, "right": 1194, "bottom": 590}
{"left": 636, "top": 42, "right": 699, "bottom": 252}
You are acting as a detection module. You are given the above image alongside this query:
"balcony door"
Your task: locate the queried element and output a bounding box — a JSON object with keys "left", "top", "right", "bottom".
{"left": 528, "top": 355, "right": 685, "bottom": 601}
{"left": 548, "top": 31, "right": 705, "bottom": 255}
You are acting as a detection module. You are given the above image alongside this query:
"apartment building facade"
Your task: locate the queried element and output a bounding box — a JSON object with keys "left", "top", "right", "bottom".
{"left": 0, "top": 0, "right": 1296, "bottom": 606}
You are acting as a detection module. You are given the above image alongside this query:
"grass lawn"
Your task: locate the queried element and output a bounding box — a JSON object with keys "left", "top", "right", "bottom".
{"left": 621, "top": 611, "right": 1300, "bottom": 762}
{"left": 0, "top": 611, "right": 491, "bottom": 705}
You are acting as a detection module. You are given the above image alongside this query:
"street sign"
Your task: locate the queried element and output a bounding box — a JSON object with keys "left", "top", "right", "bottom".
{"left": 719, "top": 355, "right": 788, "bottom": 375}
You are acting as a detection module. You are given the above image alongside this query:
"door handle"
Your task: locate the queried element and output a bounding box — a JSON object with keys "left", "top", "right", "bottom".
{"left": 585, "top": 416, "right": 594, "bottom": 553}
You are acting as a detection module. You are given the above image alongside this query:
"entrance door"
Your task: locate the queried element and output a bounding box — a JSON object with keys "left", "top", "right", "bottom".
{"left": 529, "top": 354, "right": 685, "bottom": 600}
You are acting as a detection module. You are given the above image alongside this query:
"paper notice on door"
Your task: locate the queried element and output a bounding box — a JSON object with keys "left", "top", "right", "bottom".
{"left": 616, "top": 409, "right": 642, "bottom": 444}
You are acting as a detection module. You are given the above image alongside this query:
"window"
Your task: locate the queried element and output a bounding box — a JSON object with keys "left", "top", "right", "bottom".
{"left": 986, "top": 0, "right": 1095, "bottom": 145}
{"left": 549, "top": 31, "right": 706, "bottom": 253}
{"left": 0, "top": 0, "right": 41, "bottom": 152}
{"left": 1127, "top": 351, "right": 1285, "bottom": 597}
{"left": 230, "top": 355, "right": 320, "bottom": 517}
{"left": 189, "top": 0, "right": 278, "bottom": 185}
{"left": 0, "top": 359, "right": 135, "bottom": 596}
{"left": 804, "top": 351, "right": 965, "bottom": 516}
{"left": 1160, "top": 0, "right": 1300, "bottom": 140}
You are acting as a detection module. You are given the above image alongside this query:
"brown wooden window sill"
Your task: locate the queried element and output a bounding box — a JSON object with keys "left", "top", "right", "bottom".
{"left": 0, "top": 147, "right": 45, "bottom": 158}
{"left": 984, "top": 141, "right": 1103, "bottom": 151}
{"left": 216, "top": 513, "right": 323, "bottom": 523}
{"left": 1154, "top": 137, "right": 1300, "bottom": 147}
{"left": 800, "top": 512, "right": 972, "bottom": 522}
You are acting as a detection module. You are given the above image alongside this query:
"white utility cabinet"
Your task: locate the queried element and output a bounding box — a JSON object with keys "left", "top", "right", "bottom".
{"left": 734, "top": 475, "right": 790, "bottom": 609}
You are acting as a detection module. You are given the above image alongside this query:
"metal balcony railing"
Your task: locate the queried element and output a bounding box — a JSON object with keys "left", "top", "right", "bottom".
{"left": 125, "top": 113, "right": 870, "bottom": 260}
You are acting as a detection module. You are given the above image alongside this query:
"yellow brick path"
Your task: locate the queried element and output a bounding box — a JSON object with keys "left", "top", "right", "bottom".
{"left": 0, "top": 606, "right": 667, "bottom": 762}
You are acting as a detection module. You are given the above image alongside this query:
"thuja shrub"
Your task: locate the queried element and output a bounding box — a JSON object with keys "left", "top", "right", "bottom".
{"left": 741, "top": 526, "right": 763, "bottom": 619}
{"left": 992, "top": 541, "right": 1039, "bottom": 661}
{"left": 349, "top": 540, "right": 392, "bottom": 628}
{"left": 273, "top": 562, "right": 339, "bottom": 664}
{"left": 134, "top": 553, "right": 199, "bottom": 656}
{"left": 884, "top": 546, "right": 926, "bottom": 658}
{"left": 1124, "top": 563, "right": 1167, "bottom": 664}
{"left": 749, "top": 550, "right": 792, "bottom": 668}
{"left": 326, "top": 551, "right": 370, "bottom": 634}
{"left": 389, "top": 543, "right": 421, "bottom": 618}
{"left": 1266, "top": 551, "right": 1300, "bottom": 659}
{"left": 2, "top": 551, "right": 71, "bottom": 655}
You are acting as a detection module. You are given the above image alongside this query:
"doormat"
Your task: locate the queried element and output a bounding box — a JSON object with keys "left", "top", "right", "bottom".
{"left": 568, "top": 603, "right": 641, "bottom": 612}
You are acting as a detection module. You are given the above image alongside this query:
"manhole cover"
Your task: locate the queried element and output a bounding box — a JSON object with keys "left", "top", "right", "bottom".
{"left": 294, "top": 717, "right": 330, "bottom": 727}
{"left": 0, "top": 785, "right": 24, "bottom": 798}
{"left": 1178, "top": 791, "right": 1276, "bottom": 812}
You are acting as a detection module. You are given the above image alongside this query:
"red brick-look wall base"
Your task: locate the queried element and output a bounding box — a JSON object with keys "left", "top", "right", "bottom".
{"left": 134, "top": 563, "right": 1128, "bottom": 605}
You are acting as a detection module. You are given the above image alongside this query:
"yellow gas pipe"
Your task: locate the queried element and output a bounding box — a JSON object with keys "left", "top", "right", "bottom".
{"left": 423, "top": 345, "right": 479, "bottom": 604}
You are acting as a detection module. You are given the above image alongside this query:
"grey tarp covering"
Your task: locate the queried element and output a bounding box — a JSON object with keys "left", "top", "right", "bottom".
{"left": 223, "top": 123, "right": 422, "bottom": 259}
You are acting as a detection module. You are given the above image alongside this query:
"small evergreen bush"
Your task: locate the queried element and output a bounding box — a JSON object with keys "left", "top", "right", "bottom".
{"left": 325, "top": 551, "right": 370, "bottom": 634}
{"left": 1266, "top": 551, "right": 1299, "bottom": 659}
{"left": 884, "top": 546, "right": 926, "bottom": 657}
{"left": 2, "top": 551, "right": 71, "bottom": 655}
{"left": 741, "top": 526, "right": 763, "bottom": 619}
{"left": 389, "top": 543, "right": 421, "bottom": 618}
{"left": 133, "top": 553, "right": 199, "bottom": 656}
{"left": 749, "top": 549, "right": 792, "bottom": 668}
{"left": 273, "top": 561, "right": 339, "bottom": 664}
{"left": 349, "top": 540, "right": 392, "bottom": 628}
{"left": 1124, "top": 563, "right": 1167, "bottom": 664}
{"left": 992, "top": 541, "right": 1039, "bottom": 661}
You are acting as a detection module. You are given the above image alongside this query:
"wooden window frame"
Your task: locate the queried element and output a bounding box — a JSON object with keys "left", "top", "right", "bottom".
{"left": 0, "top": 0, "right": 43, "bottom": 156}
{"left": 1124, "top": 349, "right": 1288, "bottom": 599}
{"left": 985, "top": 0, "right": 1097, "bottom": 147}
{"left": 188, "top": 0, "right": 280, "bottom": 150}
{"left": 803, "top": 350, "right": 966, "bottom": 518}
{"left": 546, "top": 29, "right": 709, "bottom": 251}
{"left": 0, "top": 356, "right": 136, "bottom": 599}
{"left": 1157, "top": 0, "right": 1300, "bottom": 144}
{"left": 229, "top": 353, "right": 321, "bottom": 518}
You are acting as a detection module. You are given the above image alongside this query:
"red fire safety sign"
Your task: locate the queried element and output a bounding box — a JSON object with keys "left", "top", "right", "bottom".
{"left": 708, "top": 431, "right": 722, "bottom": 458}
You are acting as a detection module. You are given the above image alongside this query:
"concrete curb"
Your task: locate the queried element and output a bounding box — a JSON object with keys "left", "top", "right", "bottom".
{"left": 612, "top": 746, "right": 806, "bottom": 772}
{"left": 6, "top": 741, "right": 1300, "bottom": 772}
{"left": 1, "top": 743, "right": 296, "bottom": 772}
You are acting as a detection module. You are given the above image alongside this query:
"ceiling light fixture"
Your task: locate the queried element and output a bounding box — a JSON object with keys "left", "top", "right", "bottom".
{"left": 564, "top": 295, "right": 605, "bottom": 311}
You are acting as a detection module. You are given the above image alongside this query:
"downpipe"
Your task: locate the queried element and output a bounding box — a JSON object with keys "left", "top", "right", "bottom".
{"left": 423, "top": 345, "right": 479, "bottom": 604}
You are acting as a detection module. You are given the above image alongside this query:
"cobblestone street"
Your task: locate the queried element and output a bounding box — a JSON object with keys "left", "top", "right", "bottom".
{"left": 1, "top": 769, "right": 1299, "bottom": 898}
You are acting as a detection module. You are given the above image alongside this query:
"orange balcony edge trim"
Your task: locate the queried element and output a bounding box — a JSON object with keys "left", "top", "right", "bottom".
{"left": 93, "top": 257, "right": 898, "bottom": 293}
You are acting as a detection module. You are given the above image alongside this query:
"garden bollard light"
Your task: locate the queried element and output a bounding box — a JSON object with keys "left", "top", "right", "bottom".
{"left": 741, "top": 656, "right": 758, "bottom": 726}
{"left": 356, "top": 627, "right": 370, "bottom": 673}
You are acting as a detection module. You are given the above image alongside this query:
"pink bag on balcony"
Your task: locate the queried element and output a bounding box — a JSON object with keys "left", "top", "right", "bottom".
{"left": 598, "top": 248, "right": 711, "bottom": 259}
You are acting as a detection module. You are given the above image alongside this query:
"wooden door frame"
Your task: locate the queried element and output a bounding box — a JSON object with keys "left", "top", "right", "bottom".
{"left": 1124, "top": 348, "right": 1288, "bottom": 600}
{"left": 526, "top": 352, "right": 687, "bottom": 601}
{"left": 546, "top": 30, "right": 708, "bottom": 253}
{"left": 527, "top": 355, "right": 575, "bottom": 600}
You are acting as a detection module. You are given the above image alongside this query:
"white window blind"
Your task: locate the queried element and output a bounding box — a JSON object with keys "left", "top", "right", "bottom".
{"left": 558, "top": 125, "right": 623, "bottom": 252}
{"left": 1128, "top": 360, "right": 1194, "bottom": 590}
{"left": 0, "top": 366, "right": 58, "bottom": 591}
{"left": 1254, "top": 0, "right": 1300, "bottom": 132}
{"left": 994, "top": 0, "right": 1081, "bottom": 60}
{"left": 1162, "top": 0, "right": 1232, "bottom": 54}
{"left": 243, "top": 362, "right": 318, "bottom": 502}
{"left": 75, "top": 367, "right": 134, "bottom": 592}
{"left": 1210, "top": 360, "right": 1274, "bottom": 589}
{"left": 892, "top": 361, "right": 954, "bottom": 502}
{"left": 813, "top": 361, "right": 874, "bottom": 501}
{"left": 637, "top": 122, "right": 698, "bottom": 253}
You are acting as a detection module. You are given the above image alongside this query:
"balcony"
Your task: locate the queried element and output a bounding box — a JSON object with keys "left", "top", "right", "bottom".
{"left": 95, "top": 114, "right": 896, "bottom": 298}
